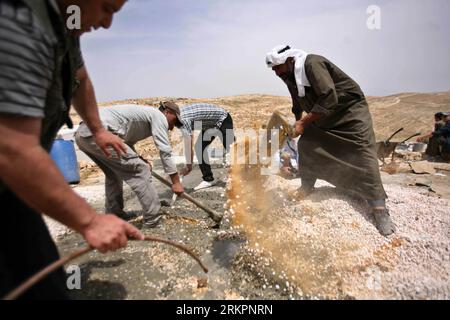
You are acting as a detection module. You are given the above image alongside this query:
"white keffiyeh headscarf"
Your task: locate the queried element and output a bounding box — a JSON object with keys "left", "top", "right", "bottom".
{"left": 266, "top": 45, "right": 310, "bottom": 97}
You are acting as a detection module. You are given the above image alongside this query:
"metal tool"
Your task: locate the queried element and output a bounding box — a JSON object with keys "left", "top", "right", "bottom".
{"left": 170, "top": 176, "right": 183, "bottom": 206}
{"left": 376, "top": 128, "right": 421, "bottom": 163}
{"left": 151, "top": 171, "right": 223, "bottom": 223}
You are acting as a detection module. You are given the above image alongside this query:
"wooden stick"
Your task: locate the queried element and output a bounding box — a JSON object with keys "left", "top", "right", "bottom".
{"left": 2, "top": 236, "right": 208, "bottom": 300}
{"left": 151, "top": 171, "right": 223, "bottom": 223}
{"left": 386, "top": 127, "right": 404, "bottom": 142}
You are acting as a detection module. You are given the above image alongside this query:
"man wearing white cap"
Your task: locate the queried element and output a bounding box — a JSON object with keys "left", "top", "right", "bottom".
{"left": 75, "top": 102, "right": 184, "bottom": 228}
{"left": 266, "top": 45, "right": 395, "bottom": 236}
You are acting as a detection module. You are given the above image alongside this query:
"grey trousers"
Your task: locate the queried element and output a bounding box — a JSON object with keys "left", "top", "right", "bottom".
{"left": 75, "top": 132, "right": 161, "bottom": 223}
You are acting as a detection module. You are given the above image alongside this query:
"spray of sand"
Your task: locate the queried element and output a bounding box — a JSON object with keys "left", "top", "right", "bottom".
{"left": 226, "top": 119, "right": 400, "bottom": 298}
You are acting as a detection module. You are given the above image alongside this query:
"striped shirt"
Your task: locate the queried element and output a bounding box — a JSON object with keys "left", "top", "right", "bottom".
{"left": 180, "top": 103, "right": 229, "bottom": 134}
{"left": 0, "top": 0, "right": 83, "bottom": 119}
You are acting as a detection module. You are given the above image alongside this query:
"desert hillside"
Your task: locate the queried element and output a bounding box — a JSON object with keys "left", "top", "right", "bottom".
{"left": 367, "top": 92, "right": 450, "bottom": 141}
{"left": 69, "top": 91, "right": 450, "bottom": 160}
{"left": 71, "top": 91, "right": 450, "bottom": 142}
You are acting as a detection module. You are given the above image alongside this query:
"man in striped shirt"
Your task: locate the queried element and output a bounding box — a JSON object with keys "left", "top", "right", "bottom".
{"left": 179, "top": 103, "right": 234, "bottom": 190}
{"left": 0, "top": 0, "right": 143, "bottom": 299}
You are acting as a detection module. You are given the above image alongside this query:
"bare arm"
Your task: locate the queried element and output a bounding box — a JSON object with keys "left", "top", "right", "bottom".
{"left": 169, "top": 172, "right": 183, "bottom": 191}
{"left": 0, "top": 115, "right": 143, "bottom": 252}
{"left": 72, "top": 66, "right": 127, "bottom": 157}
{"left": 417, "top": 132, "right": 433, "bottom": 142}
{"left": 300, "top": 112, "right": 322, "bottom": 126}
{"left": 0, "top": 116, "right": 94, "bottom": 230}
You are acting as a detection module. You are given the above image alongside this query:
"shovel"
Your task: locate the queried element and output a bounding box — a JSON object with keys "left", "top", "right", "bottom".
{"left": 170, "top": 176, "right": 183, "bottom": 206}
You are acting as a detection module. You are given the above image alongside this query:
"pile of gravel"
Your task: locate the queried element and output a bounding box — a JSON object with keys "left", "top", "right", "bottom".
{"left": 228, "top": 174, "right": 450, "bottom": 299}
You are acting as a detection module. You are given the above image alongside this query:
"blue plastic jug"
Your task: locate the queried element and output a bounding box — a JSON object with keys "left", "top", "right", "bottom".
{"left": 50, "top": 139, "right": 80, "bottom": 184}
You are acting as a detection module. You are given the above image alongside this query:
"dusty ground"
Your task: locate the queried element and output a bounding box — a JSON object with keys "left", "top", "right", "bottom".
{"left": 46, "top": 92, "right": 450, "bottom": 300}
{"left": 53, "top": 165, "right": 280, "bottom": 300}
{"left": 227, "top": 170, "right": 450, "bottom": 300}
{"left": 46, "top": 162, "right": 450, "bottom": 300}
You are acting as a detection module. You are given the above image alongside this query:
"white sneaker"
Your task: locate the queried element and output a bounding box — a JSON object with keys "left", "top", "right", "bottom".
{"left": 194, "top": 180, "right": 216, "bottom": 191}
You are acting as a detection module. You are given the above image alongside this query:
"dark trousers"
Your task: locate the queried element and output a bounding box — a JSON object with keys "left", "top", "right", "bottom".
{"left": 195, "top": 114, "right": 234, "bottom": 182}
{"left": 442, "top": 152, "right": 450, "bottom": 161}
{"left": 0, "top": 190, "right": 68, "bottom": 300}
{"left": 426, "top": 137, "right": 441, "bottom": 156}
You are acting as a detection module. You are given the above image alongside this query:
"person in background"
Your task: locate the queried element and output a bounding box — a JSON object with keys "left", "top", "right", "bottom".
{"left": 417, "top": 112, "right": 445, "bottom": 157}
{"left": 278, "top": 136, "right": 299, "bottom": 179}
{"left": 179, "top": 103, "right": 235, "bottom": 191}
{"left": 432, "top": 111, "right": 450, "bottom": 161}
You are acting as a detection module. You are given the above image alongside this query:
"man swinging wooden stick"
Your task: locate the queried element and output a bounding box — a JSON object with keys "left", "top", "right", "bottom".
{"left": 0, "top": 0, "right": 143, "bottom": 299}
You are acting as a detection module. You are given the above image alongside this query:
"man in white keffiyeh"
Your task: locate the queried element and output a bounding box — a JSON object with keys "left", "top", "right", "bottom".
{"left": 266, "top": 45, "right": 310, "bottom": 97}
{"left": 264, "top": 44, "right": 396, "bottom": 237}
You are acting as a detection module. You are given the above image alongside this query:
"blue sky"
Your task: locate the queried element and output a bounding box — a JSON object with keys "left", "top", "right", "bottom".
{"left": 81, "top": 0, "right": 450, "bottom": 102}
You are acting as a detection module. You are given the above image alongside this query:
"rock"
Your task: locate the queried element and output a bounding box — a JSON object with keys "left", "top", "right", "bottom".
{"left": 395, "top": 151, "right": 423, "bottom": 161}
{"left": 415, "top": 177, "right": 432, "bottom": 187}
{"left": 433, "top": 163, "right": 450, "bottom": 172}
{"left": 381, "top": 161, "right": 412, "bottom": 174}
{"left": 381, "top": 162, "right": 400, "bottom": 175}
{"left": 429, "top": 184, "right": 450, "bottom": 199}
{"left": 397, "top": 162, "right": 413, "bottom": 173}
{"left": 410, "top": 161, "right": 436, "bottom": 175}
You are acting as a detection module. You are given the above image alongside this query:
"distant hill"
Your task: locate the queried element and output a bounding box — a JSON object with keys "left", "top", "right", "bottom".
{"left": 367, "top": 92, "right": 450, "bottom": 141}
{"left": 69, "top": 91, "right": 450, "bottom": 151}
